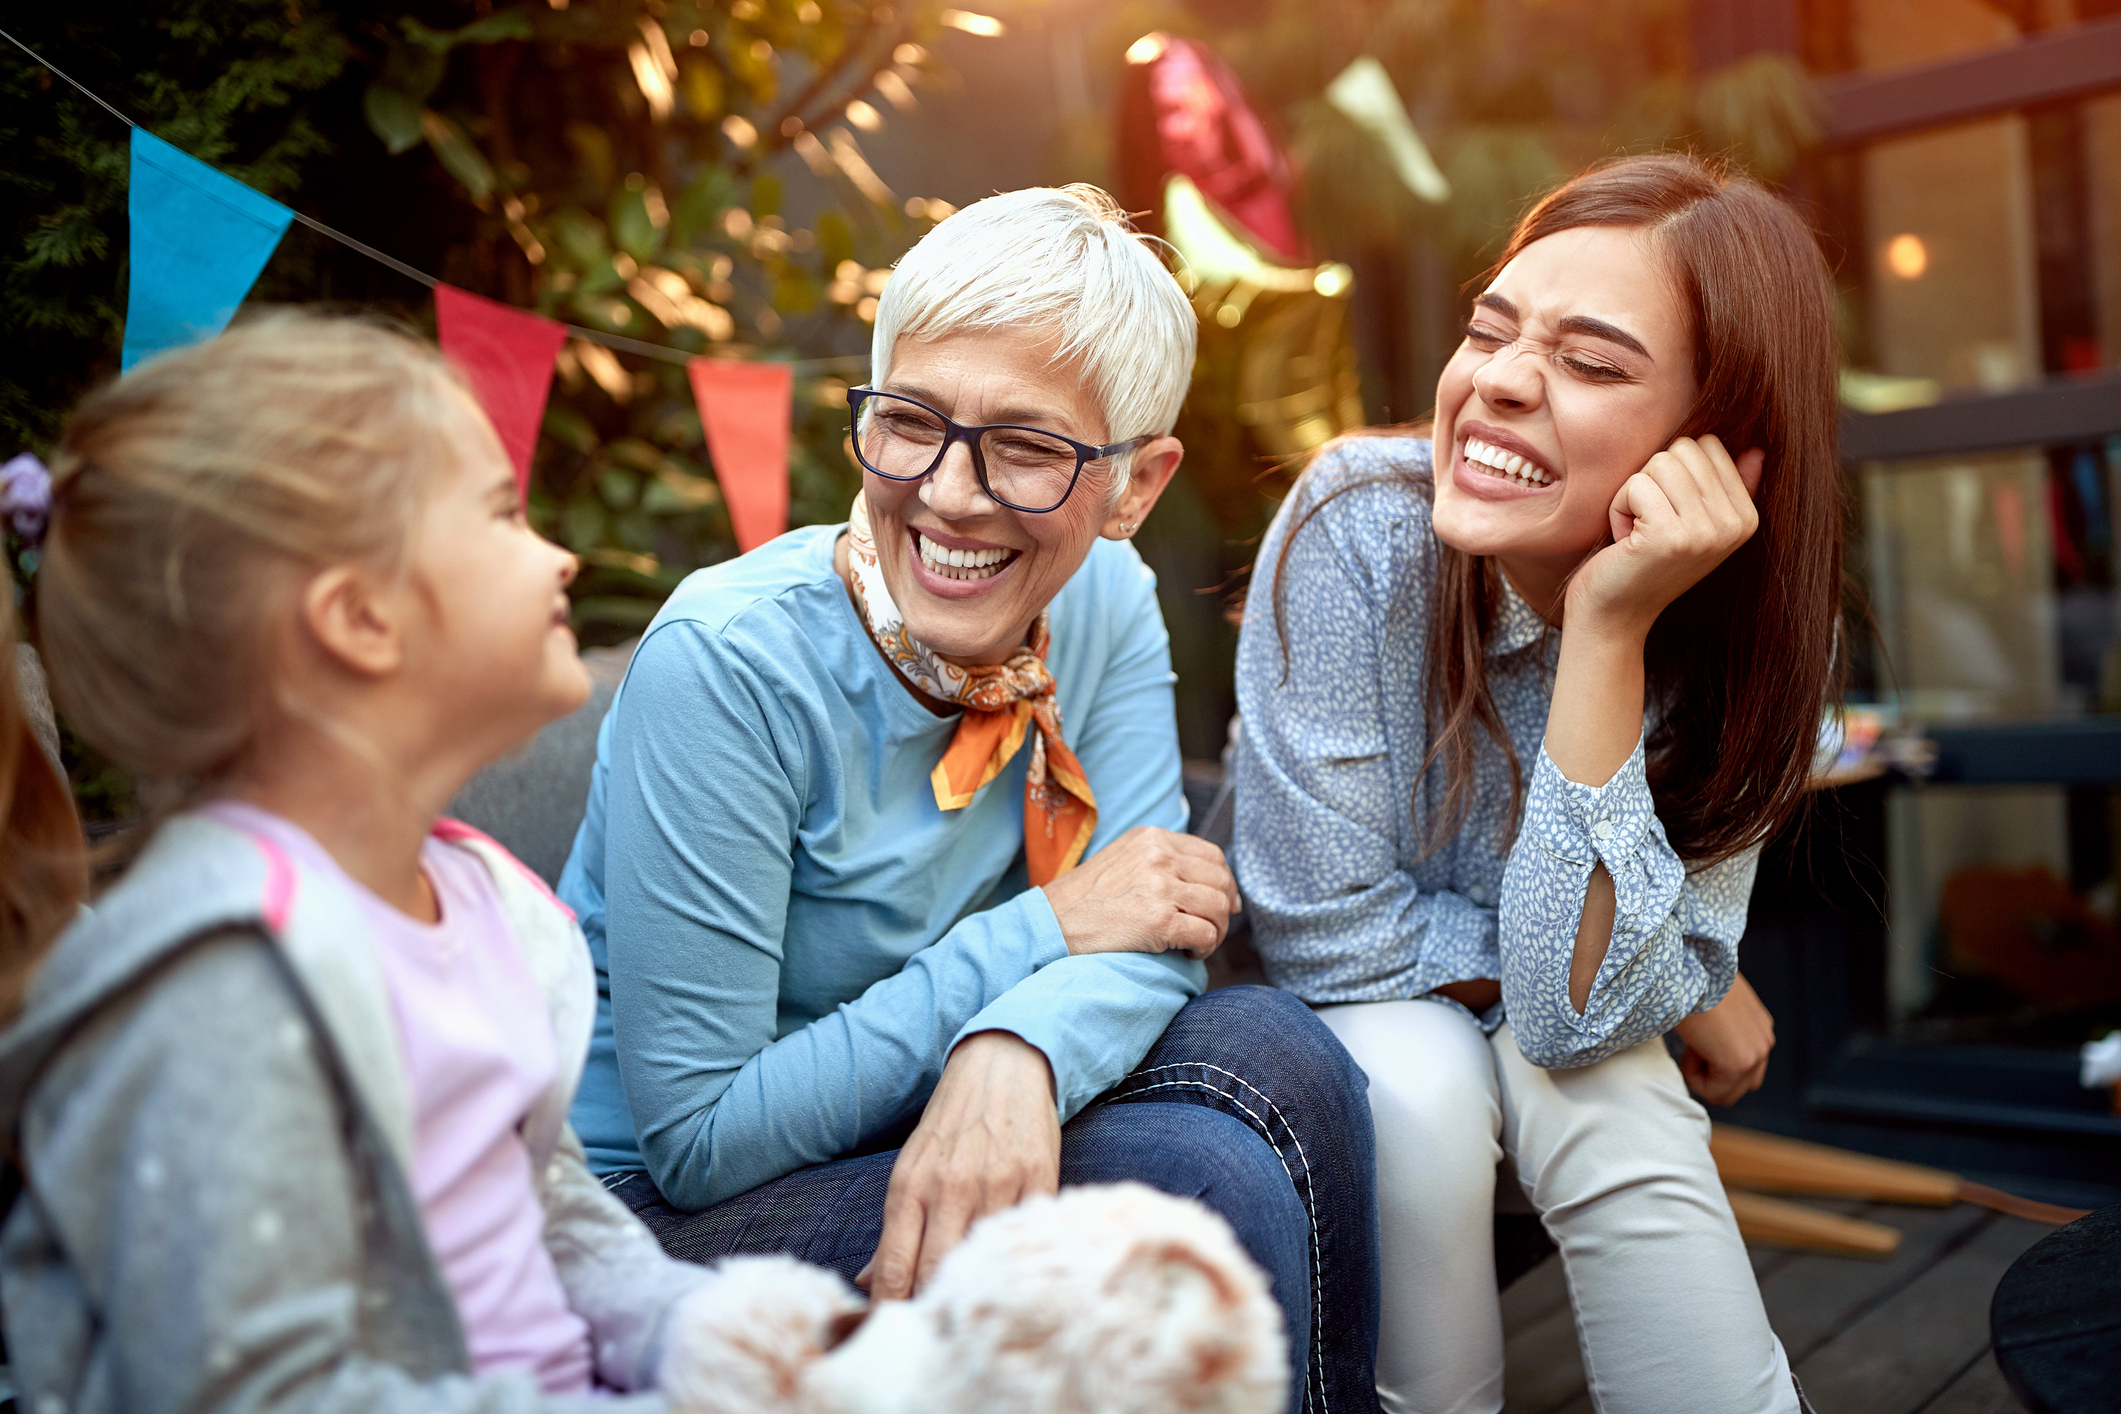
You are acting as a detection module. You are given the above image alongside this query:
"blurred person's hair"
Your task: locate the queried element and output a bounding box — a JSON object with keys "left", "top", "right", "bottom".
{"left": 1275, "top": 151, "right": 1842, "bottom": 867}
{"left": 39, "top": 311, "right": 477, "bottom": 828}
{"left": 2, "top": 598, "right": 86, "bottom": 1022}
{"left": 870, "top": 184, "right": 1198, "bottom": 498}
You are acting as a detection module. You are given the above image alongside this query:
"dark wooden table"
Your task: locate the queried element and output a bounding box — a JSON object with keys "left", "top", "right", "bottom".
{"left": 1990, "top": 1205, "right": 2121, "bottom": 1414}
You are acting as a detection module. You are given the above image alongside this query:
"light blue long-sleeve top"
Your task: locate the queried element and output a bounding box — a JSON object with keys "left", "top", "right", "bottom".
{"left": 1232, "top": 437, "right": 1754, "bottom": 1068}
{"left": 559, "top": 523, "right": 1202, "bottom": 1208}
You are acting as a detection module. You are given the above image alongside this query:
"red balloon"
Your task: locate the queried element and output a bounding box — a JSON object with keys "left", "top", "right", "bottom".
{"left": 1115, "top": 37, "right": 1305, "bottom": 264}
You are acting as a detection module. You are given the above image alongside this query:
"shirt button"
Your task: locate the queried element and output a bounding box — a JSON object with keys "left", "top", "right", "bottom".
{"left": 1591, "top": 820, "right": 1615, "bottom": 847}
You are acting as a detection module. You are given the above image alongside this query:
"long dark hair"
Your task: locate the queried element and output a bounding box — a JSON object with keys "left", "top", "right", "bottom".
{"left": 1275, "top": 152, "right": 1842, "bottom": 867}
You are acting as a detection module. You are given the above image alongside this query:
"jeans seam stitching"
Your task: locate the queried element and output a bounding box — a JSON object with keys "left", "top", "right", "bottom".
{"left": 1115, "top": 1066, "right": 1327, "bottom": 1414}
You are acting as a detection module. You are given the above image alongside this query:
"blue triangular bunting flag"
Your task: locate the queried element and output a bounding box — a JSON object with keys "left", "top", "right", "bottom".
{"left": 121, "top": 128, "right": 294, "bottom": 371}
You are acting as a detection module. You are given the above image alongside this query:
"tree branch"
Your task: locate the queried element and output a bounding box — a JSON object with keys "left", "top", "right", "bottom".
{"left": 734, "top": 22, "right": 909, "bottom": 177}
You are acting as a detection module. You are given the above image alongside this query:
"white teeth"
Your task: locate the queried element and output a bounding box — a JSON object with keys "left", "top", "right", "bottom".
{"left": 1464, "top": 437, "right": 1551, "bottom": 487}
{"left": 915, "top": 532, "right": 1016, "bottom": 580}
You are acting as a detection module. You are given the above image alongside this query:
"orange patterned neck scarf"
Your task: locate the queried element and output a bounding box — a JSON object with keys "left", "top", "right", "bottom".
{"left": 844, "top": 493, "right": 1098, "bottom": 884}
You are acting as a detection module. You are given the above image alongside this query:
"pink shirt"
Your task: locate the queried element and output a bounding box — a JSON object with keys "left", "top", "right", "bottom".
{"left": 207, "top": 803, "right": 595, "bottom": 1394}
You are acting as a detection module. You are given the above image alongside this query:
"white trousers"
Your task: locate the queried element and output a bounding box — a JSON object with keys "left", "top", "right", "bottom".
{"left": 1318, "top": 999, "right": 1797, "bottom": 1414}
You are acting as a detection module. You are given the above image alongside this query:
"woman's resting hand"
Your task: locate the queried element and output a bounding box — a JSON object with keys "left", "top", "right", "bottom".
{"left": 859, "top": 1030, "right": 1061, "bottom": 1300}
{"left": 1041, "top": 825, "right": 1239, "bottom": 960}
{"left": 1671, "top": 972, "right": 1774, "bottom": 1105}
{"left": 1564, "top": 434, "right": 1766, "bottom": 639}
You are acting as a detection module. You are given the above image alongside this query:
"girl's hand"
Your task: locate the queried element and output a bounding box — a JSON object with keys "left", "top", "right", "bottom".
{"left": 1672, "top": 973, "right": 1775, "bottom": 1105}
{"left": 858, "top": 1031, "right": 1061, "bottom": 1299}
{"left": 1564, "top": 435, "right": 1765, "bottom": 639}
{"left": 1041, "top": 826, "right": 1238, "bottom": 960}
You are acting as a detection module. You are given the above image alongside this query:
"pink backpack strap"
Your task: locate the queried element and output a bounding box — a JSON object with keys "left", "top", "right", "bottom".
{"left": 246, "top": 830, "right": 299, "bottom": 933}
{"left": 431, "top": 817, "right": 577, "bottom": 921}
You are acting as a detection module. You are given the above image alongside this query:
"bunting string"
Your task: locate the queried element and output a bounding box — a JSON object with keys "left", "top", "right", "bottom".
{"left": 0, "top": 25, "right": 867, "bottom": 379}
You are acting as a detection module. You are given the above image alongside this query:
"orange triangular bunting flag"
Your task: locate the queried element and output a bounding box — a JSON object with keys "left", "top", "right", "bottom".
{"left": 688, "top": 357, "right": 793, "bottom": 552}
{"left": 434, "top": 284, "right": 566, "bottom": 497}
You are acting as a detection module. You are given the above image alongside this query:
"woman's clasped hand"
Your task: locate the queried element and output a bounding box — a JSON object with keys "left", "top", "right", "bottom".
{"left": 1041, "top": 825, "right": 1241, "bottom": 960}
{"left": 1673, "top": 972, "right": 1777, "bottom": 1106}
{"left": 1565, "top": 432, "right": 1767, "bottom": 637}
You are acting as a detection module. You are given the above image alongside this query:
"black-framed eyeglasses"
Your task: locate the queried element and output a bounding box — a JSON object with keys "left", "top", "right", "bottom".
{"left": 846, "top": 387, "right": 1149, "bottom": 515}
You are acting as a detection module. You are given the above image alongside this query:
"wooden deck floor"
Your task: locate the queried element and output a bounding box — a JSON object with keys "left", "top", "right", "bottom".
{"left": 1500, "top": 1202, "right": 2051, "bottom": 1413}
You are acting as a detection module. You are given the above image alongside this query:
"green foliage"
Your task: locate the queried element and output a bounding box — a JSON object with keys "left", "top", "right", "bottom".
{"left": 1, "top": 1, "right": 967, "bottom": 651}
{"left": 0, "top": 2, "right": 350, "bottom": 457}
{"left": 2, "top": 1, "right": 976, "bottom": 817}
{"left": 350, "top": 0, "right": 959, "bottom": 640}
{"left": 1694, "top": 53, "right": 1825, "bottom": 180}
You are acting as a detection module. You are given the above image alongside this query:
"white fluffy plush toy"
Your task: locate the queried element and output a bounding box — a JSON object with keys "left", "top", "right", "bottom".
{"left": 659, "top": 1181, "right": 1289, "bottom": 1414}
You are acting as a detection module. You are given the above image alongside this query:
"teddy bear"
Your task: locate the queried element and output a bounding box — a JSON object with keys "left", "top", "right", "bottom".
{"left": 659, "top": 1181, "right": 1289, "bottom": 1414}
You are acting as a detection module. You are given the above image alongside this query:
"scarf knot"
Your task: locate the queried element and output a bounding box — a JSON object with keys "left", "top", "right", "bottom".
{"left": 845, "top": 494, "right": 1098, "bottom": 883}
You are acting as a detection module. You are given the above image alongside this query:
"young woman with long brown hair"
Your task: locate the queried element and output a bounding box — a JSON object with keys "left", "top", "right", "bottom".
{"left": 1232, "top": 152, "right": 1839, "bottom": 1412}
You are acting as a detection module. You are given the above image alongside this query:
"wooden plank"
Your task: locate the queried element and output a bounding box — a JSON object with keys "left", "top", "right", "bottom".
{"left": 1842, "top": 370, "right": 2121, "bottom": 464}
{"left": 1819, "top": 16, "right": 2121, "bottom": 146}
{"left": 1713, "top": 1125, "right": 1959, "bottom": 1205}
{"left": 1758, "top": 1202, "right": 1992, "bottom": 1362}
{"left": 1793, "top": 1217, "right": 2050, "bottom": 1414}
{"left": 1921, "top": 1350, "right": 2021, "bottom": 1414}
{"left": 1730, "top": 1190, "right": 1905, "bottom": 1257}
{"left": 1753, "top": 1200, "right": 1866, "bottom": 1281}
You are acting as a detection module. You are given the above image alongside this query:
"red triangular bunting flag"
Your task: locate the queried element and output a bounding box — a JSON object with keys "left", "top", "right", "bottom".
{"left": 434, "top": 284, "right": 567, "bottom": 497}
{"left": 688, "top": 358, "right": 793, "bottom": 553}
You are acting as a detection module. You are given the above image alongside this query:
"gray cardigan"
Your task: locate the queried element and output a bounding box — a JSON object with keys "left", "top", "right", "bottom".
{"left": 0, "top": 812, "right": 708, "bottom": 1413}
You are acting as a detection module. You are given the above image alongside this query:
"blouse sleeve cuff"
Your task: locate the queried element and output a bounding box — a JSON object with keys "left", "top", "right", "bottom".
{"left": 1522, "top": 737, "right": 1659, "bottom": 870}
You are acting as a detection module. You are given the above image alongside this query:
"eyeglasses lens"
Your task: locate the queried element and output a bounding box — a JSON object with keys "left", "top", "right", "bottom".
{"left": 858, "top": 394, "right": 1078, "bottom": 511}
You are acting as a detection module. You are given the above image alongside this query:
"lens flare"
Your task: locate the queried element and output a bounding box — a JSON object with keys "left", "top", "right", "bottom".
{"left": 1885, "top": 233, "right": 1928, "bottom": 280}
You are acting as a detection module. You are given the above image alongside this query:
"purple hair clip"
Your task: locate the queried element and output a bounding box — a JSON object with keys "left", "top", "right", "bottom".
{"left": 2, "top": 453, "right": 51, "bottom": 543}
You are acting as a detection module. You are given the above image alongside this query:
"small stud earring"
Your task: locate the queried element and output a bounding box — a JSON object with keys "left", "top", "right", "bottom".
{"left": 1119, "top": 520, "right": 1137, "bottom": 536}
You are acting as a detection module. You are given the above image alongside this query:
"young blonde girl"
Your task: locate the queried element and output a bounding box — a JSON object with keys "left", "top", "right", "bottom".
{"left": 0, "top": 312, "right": 725, "bottom": 1411}
{"left": 1235, "top": 153, "right": 1839, "bottom": 1413}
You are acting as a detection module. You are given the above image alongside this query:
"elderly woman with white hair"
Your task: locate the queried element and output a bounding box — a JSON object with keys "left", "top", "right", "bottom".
{"left": 558, "top": 185, "right": 1382, "bottom": 1413}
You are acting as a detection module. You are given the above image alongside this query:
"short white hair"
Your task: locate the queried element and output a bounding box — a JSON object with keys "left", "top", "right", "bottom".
{"left": 870, "top": 185, "right": 1198, "bottom": 493}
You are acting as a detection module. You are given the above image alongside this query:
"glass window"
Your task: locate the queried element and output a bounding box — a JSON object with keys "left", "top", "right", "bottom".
{"left": 2086, "top": 94, "right": 2121, "bottom": 370}
{"left": 1860, "top": 116, "right": 2043, "bottom": 396}
{"left": 1786, "top": 0, "right": 2121, "bottom": 1173}
{"left": 1882, "top": 782, "right": 2121, "bottom": 1046}
{"left": 1860, "top": 440, "right": 2121, "bottom": 1047}
{"left": 1862, "top": 449, "right": 2066, "bottom": 719}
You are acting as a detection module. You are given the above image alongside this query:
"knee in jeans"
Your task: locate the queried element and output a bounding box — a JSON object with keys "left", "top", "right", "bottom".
{"left": 1199, "top": 986, "right": 1368, "bottom": 1102}
{"left": 1201, "top": 1110, "right": 1305, "bottom": 1203}
{"left": 1089, "top": 1103, "right": 1308, "bottom": 1246}
{"left": 1176, "top": 1110, "right": 1310, "bottom": 1261}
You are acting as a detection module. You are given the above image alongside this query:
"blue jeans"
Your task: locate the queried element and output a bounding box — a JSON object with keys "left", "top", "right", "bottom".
{"left": 610, "top": 985, "right": 1382, "bottom": 1414}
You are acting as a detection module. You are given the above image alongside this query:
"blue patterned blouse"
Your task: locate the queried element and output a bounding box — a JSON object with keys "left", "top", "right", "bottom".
{"left": 1231, "top": 437, "right": 1754, "bottom": 1068}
